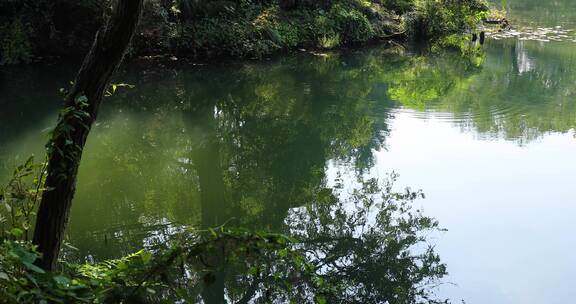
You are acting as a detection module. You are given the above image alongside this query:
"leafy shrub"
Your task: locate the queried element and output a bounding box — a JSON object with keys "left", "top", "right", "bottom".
{"left": 187, "top": 0, "right": 489, "bottom": 56}
{"left": 330, "top": 4, "right": 375, "bottom": 43}
{"left": 178, "top": 18, "right": 275, "bottom": 58}
{"left": 313, "top": 14, "right": 341, "bottom": 48}
{"left": 0, "top": 241, "right": 96, "bottom": 303}
{"left": 0, "top": 156, "right": 46, "bottom": 241}
{"left": 380, "top": 0, "right": 415, "bottom": 13}
{"left": 275, "top": 19, "right": 302, "bottom": 48}
{"left": 406, "top": 0, "right": 489, "bottom": 40}
{"left": 0, "top": 228, "right": 317, "bottom": 304}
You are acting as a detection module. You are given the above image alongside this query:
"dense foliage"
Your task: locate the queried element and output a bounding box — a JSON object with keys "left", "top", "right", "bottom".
{"left": 0, "top": 229, "right": 316, "bottom": 303}
{"left": 0, "top": 156, "right": 46, "bottom": 242}
{"left": 0, "top": 0, "right": 489, "bottom": 64}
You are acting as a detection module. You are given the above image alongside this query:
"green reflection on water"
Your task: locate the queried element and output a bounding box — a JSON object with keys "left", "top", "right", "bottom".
{"left": 11, "top": 48, "right": 395, "bottom": 259}
{"left": 0, "top": 0, "right": 575, "bottom": 266}
{"left": 2, "top": 35, "right": 576, "bottom": 260}
{"left": 385, "top": 38, "right": 576, "bottom": 143}
{"left": 498, "top": 0, "right": 576, "bottom": 26}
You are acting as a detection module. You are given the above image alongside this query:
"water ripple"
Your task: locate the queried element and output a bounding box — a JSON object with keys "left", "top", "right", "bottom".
{"left": 392, "top": 103, "right": 528, "bottom": 125}
{"left": 488, "top": 25, "right": 576, "bottom": 43}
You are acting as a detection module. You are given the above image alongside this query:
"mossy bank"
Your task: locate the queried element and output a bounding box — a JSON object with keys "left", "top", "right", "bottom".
{"left": 0, "top": 0, "right": 489, "bottom": 65}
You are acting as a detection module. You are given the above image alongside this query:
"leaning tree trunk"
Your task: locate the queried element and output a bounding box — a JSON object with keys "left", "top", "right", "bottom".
{"left": 33, "top": 0, "right": 143, "bottom": 271}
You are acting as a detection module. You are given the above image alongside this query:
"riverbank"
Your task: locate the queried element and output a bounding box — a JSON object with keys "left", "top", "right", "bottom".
{"left": 0, "top": 0, "right": 489, "bottom": 65}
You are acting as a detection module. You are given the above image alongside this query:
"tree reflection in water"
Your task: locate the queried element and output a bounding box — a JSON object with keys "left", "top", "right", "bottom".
{"left": 186, "top": 175, "right": 447, "bottom": 304}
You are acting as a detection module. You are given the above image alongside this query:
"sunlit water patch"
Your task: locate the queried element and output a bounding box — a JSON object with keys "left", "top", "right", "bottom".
{"left": 375, "top": 111, "right": 576, "bottom": 303}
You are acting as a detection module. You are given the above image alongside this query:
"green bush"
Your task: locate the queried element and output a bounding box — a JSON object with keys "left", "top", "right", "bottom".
{"left": 0, "top": 156, "right": 46, "bottom": 241}
{"left": 0, "top": 229, "right": 313, "bottom": 304}
{"left": 178, "top": 18, "right": 279, "bottom": 58}
{"left": 312, "top": 13, "right": 340, "bottom": 48}
{"left": 330, "top": 4, "right": 375, "bottom": 43}
{"left": 0, "top": 241, "right": 96, "bottom": 303}
{"left": 174, "top": 0, "right": 489, "bottom": 58}
{"left": 406, "top": 0, "right": 489, "bottom": 40}
{"left": 380, "top": 0, "right": 415, "bottom": 13}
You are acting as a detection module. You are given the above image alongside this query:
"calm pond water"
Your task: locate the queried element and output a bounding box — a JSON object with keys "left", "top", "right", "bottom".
{"left": 1, "top": 1, "right": 576, "bottom": 303}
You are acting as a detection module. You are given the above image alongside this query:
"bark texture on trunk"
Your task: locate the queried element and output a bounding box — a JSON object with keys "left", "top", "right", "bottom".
{"left": 33, "top": 0, "right": 143, "bottom": 271}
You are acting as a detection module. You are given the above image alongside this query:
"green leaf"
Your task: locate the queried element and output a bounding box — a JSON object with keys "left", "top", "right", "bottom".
{"left": 22, "top": 261, "right": 45, "bottom": 274}
{"left": 10, "top": 228, "right": 24, "bottom": 237}
{"left": 24, "top": 156, "right": 34, "bottom": 168}
{"left": 11, "top": 244, "right": 37, "bottom": 263}
{"left": 0, "top": 272, "right": 8, "bottom": 280}
{"left": 316, "top": 295, "right": 327, "bottom": 304}
{"left": 116, "top": 261, "right": 128, "bottom": 271}
{"left": 248, "top": 266, "right": 259, "bottom": 275}
{"left": 76, "top": 95, "right": 88, "bottom": 103}
{"left": 141, "top": 251, "right": 152, "bottom": 264}
{"left": 53, "top": 275, "right": 71, "bottom": 286}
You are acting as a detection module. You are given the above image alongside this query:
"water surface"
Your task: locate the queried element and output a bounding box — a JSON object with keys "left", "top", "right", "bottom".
{"left": 1, "top": 1, "right": 576, "bottom": 303}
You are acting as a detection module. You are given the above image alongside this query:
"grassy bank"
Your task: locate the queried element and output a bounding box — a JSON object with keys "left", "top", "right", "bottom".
{"left": 0, "top": 0, "right": 489, "bottom": 64}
